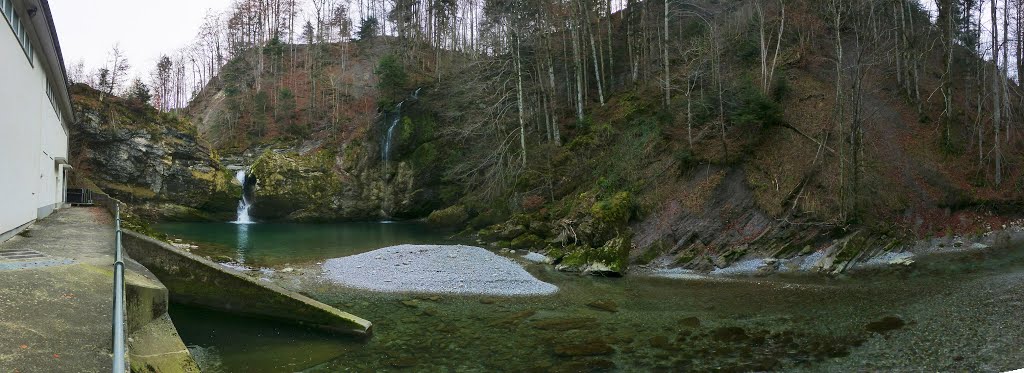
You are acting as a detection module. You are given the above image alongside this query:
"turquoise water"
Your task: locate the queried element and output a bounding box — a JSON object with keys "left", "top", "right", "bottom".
{"left": 158, "top": 223, "right": 1024, "bottom": 372}
{"left": 154, "top": 221, "right": 457, "bottom": 267}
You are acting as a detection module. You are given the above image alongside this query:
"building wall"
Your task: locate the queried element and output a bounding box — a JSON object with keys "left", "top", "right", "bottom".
{"left": 0, "top": 4, "right": 69, "bottom": 239}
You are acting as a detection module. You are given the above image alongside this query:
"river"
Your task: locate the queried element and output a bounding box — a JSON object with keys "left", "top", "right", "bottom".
{"left": 155, "top": 222, "right": 1024, "bottom": 372}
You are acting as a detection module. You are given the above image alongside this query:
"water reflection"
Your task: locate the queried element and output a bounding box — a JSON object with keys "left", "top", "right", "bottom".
{"left": 236, "top": 223, "right": 250, "bottom": 264}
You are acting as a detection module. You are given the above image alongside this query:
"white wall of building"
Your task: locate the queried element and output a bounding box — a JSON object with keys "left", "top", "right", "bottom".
{"left": 0, "top": 1, "right": 70, "bottom": 239}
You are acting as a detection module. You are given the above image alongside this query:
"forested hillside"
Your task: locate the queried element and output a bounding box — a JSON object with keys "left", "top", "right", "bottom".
{"left": 81, "top": 0, "right": 1023, "bottom": 274}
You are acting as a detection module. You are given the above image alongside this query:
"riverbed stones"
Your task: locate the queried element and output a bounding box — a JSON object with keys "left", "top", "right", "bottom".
{"left": 531, "top": 317, "right": 598, "bottom": 331}
{"left": 322, "top": 245, "right": 558, "bottom": 296}
{"left": 492, "top": 309, "right": 537, "bottom": 326}
{"left": 679, "top": 316, "right": 701, "bottom": 328}
{"left": 865, "top": 315, "right": 906, "bottom": 334}
{"left": 586, "top": 300, "right": 619, "bottom": 313}
{"left": 648, "top": 335, "right": 674, "bottom": 350}
{"left": 712, "top": 326, "right": 749, "bottom": 342}
{"left": 553, "top": 339, "right": 614, "bottom": 357}
{"left": 548, "top": 359, "right": 616, "bottom": 373}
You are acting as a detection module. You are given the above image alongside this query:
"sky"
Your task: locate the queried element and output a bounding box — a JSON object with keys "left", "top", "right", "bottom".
{"left": 49, "top": 0, "right": 234, "bottom": 81}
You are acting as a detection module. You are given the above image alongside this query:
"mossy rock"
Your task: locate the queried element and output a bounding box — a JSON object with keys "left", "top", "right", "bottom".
{"left": 591, "top": 191, "right": 633, "bottom": 228}
{"left": 483, "top": 223, "right": 528, "bottom": 241}
{"left": 426, "top": 205, "right": 469, "bottom": 229}
{"left": 478, "top": 226, "right": 503, "bottom": 241}
{"left": 558, "top": 235, "right": 632, "bottom": 275}
{"left": 248, "top": 150, "right": 344, "bottom": 220}
{"left": 468, "top": 209, "right": 508, "bottom": 230}
{"left": 134, "top": 203, "right": 222, "bottom": 222}
{"left": 510, "top": 234, "right": 545, "bottom": 250}
{"left": 199, "top": 169, "right": 244, "bottom": 213}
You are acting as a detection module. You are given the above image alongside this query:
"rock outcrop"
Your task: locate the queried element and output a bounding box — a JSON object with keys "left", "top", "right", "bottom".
{"left": 69, "top": 84, "right": 238, "bottom": 221}
{"left": 247, "top": 143, "right": 427, "bottom": 221}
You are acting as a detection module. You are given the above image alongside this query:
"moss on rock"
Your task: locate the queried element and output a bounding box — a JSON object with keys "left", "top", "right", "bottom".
{"left": 248, "top": 150, "right": 344, "bottom": 220}
{"left": 426, "top": 205, "right": 469, "bottom": 229}
{"left": 510, "top": 234, "right": 545, "bottom": 250}
{"left": 591, "top": 191, "right": 633, "bottom": 229}
{"left": 557, "top": 234, "right": 632, "bottom": 275}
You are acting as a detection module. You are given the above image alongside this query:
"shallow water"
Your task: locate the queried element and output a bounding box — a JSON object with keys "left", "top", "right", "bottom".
{"left": 160, "top": 223, "right": 1024, "bottom": 372}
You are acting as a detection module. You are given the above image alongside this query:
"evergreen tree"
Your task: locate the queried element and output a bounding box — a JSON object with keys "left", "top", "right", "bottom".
{"left": 126, "top": 78, "right": 152, "bottom": 105}
{"left": 356, "top": 17, "right": 379, "bottom": 40}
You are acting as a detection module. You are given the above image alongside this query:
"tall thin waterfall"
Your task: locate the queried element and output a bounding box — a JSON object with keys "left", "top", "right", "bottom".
{"left": 381, "top": 102, "right": 403, "bottom": 161}
{"left": 233, "top": 169, "right": 253, "bottom": 224}
{"left": 380, "top": 88, "right": 423, "bottom": 162}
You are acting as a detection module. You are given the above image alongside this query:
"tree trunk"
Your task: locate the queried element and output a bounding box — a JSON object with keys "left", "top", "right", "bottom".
{"left": 572, "top": 22, "right": 585, "bottom": 120}
{"left": 589, "top": 21, "right": 606, "bottom": 106}
{"left": 992, "top": 0, "right": 1002, "bottom": 186}
{"left": 663, "top": 0, "right": 670, "bottom": 106}
{"left": 515, "top": 34, "right": 528, "bottom": 166}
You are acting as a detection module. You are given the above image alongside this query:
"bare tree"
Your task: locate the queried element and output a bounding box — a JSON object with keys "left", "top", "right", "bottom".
{"left": 101, "top": 44, "right": 130, "bottom": 100}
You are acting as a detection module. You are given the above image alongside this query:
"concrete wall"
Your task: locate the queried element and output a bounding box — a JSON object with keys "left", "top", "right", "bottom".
{"left": 121, "top": 230, "right": 373, "bottom": 337}
{"left": 0, "top": 1, "right": 69, "bottom": 239}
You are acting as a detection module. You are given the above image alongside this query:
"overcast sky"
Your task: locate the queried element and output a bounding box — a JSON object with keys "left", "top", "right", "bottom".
{"left": 49, "top": 0, "right": 234, "bottom": 81}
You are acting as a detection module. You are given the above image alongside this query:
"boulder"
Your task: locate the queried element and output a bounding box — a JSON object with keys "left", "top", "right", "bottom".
{"left": 426, "top": 205, "right": 469, "bottom": 229}
{"left": 510, "top": 234, "right": 544, "bottom": 250}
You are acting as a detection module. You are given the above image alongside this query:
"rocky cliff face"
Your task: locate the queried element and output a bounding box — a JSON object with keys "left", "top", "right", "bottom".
{"left": 246, "top": 141, "right": 426, "bottom": 222}
{"left": 69, "top": 84, "right": 239, "bottom": 221}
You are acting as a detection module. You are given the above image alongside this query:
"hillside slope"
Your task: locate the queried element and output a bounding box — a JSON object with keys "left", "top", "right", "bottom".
{"left": 183, "top": 1, "right": 1023, "bottom": 274}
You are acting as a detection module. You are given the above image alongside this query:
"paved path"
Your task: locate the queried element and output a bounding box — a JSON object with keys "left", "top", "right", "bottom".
{"left": 0, "top": 207, "right": 115, "bottom": 372}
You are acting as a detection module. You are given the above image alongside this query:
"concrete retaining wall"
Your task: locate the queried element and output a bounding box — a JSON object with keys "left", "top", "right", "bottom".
{"left": 121, "top": 230, "right": 373, "bottom": 337}
{"left": 121, "top": 261, "right": 200, "bottom": 371}
{"left": 124, "top": 260, "right": 170, "bottom": 334}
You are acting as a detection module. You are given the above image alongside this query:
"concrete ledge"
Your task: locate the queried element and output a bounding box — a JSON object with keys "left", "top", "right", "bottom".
{"left": 121, "top": 230, "right": 373, "bottom": 337}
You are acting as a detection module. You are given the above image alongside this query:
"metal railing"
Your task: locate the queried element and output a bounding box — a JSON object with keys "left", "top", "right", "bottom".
{"left": 112, "top": 204, "right": 126, "bottom": 372}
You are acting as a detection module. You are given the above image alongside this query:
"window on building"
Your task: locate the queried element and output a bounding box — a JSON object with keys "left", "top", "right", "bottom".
{"left": 2, "top": 0, "right": 34, "bottom": 66}
{"left": 45, "top": 81, "right": 61, "bottom": 122}
{"left": 1, "top": 0, "right": 11, "bottom": 22}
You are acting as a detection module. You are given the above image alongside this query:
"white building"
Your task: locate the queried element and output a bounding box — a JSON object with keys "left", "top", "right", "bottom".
{"left": 0, "top": 0, "right": 73, "bottom": 242}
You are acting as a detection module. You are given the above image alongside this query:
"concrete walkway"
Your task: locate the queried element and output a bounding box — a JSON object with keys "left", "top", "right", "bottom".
{"left": 0, "top": 207, "right": 116, "bottom": 372}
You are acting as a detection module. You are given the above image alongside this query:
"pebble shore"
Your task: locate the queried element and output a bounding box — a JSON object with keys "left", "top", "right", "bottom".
{"left": 322, "top": 244, "right": 558, "bottom": 295}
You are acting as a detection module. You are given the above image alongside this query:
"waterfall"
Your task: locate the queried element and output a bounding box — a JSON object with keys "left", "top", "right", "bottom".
{"left": 380, "top": 88, "right": 423, "bottom": 162}
{"left": 233, "top": 169, "right": 254, "bottom": 224}
{"left": 381, "top": 102, "right": 403, "bottom": 161}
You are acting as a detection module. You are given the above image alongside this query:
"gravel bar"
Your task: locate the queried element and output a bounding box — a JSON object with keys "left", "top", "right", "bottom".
{"left": 322, "top": 244, "right": 558, "bottom": 296}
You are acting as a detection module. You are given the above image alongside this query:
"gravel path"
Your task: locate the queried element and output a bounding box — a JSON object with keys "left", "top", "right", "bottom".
{"left": 321, "top": 245, "right": 558, "bottom": 296}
